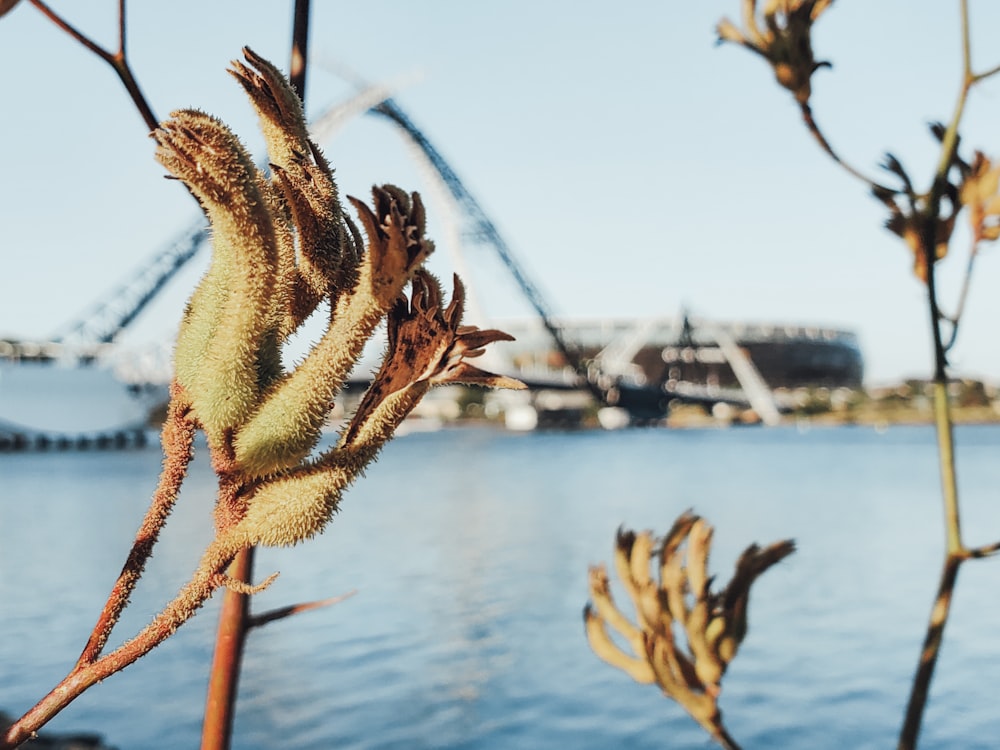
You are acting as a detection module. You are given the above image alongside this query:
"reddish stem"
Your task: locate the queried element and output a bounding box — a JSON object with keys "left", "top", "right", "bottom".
{"left": 200, "top": 548, "right": 255, "bottom": 750}
{"left": 2, "top": 546, "right": 236, "bottom": 749}
{"left": 78, "top": 385, "right": 194, "bottom": 665}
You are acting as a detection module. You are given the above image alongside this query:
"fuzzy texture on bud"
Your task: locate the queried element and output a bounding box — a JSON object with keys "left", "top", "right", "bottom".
{"left": 152, "top": 48, "right": 522, "bottom": 552}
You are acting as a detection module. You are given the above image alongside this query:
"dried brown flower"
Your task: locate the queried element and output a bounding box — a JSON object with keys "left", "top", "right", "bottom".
{"left": 872, "top": 150, "right": 960, "bottom": 283}
{"left": 717, "top": 0, "right": 833, "bottom": 105}
{"left": 342, "top": 268, "right": 524, "bottom": 447}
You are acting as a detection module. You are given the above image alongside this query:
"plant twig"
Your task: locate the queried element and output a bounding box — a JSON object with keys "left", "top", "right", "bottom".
{"left": 799, "top": 101, "right": 894, "bottom": 193}
{"left": 941, "top": 244, "right": 978, "bottom": 352}
{"left": 78, "top": 384, "right": 194, "bottom": 666}
{"left": 28, "top": 0, "right": 158, "bottom": 130}
{"left": 2, "top": 539, "right": 242, "bottom": 749}
{"left": 898, "top": 554, "right": 961, "bottom": 750}
{"left": 971, "top": 62, "right": 1000, "bottom": 84}
{"left": 967, "top": 540, "right": 1000, "bottom": 559}
{"left": 249, "top": 590, "right": 357, "bottom": 630}
{"left": 289, "top": 0, "right": 311, "bottom": 101}
{"left": 896, "top": 5, "right": 977, "bottom": 747}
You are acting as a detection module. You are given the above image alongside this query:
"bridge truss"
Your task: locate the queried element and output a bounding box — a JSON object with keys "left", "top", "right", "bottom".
{"left": 49, "top": 82, "right": 769, "bottom": 422}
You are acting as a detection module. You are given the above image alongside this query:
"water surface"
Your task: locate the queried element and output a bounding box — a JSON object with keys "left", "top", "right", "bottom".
{"left": 2, "top": 425, "right": 1000, "bottom": 749}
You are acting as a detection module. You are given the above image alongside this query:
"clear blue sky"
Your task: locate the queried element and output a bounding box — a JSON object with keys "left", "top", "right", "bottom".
{"left": 2, "top": 1, "right": 1000, "bottom": 384}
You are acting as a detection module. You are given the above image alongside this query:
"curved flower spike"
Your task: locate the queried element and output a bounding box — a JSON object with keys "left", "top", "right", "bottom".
{"left": 717, "top": 0, "right": 833, "bottom": 105}
{"left": 153, "top": 111, "right": 278, "bottom": 446}
{"left": 233, "top": 185, "right": 438, "bottom": 477}
{"left": 230, "top": 47, "right": 359, "bottom": 335}
{"left": 347, "top": 187, "right": 433, "bottom": 308}
{"left": 271, "top": 161, "right": 360, "bottom": 330}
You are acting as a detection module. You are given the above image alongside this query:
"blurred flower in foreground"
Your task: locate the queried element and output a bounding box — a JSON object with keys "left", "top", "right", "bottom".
{"left": 584, "top": 511, "right": 794, "bottom": 750}
{"left": 871, "top": 124, "right": 968, "bottom": 283}
{"left": 716, "top": 0, "right": 833, "bottom": 105}
{"left": 959, "top": 151, "right": 1000, "bottom": 245}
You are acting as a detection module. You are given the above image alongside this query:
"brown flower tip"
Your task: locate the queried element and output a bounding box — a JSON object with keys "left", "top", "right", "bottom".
{"left": 717, "top": 0, "right": 833, "bottom": 105}
{"left": 343, "top": 270, "right": 524, "bottom": 447}
{"left": 348, "top": 186, "right": 435, "bottom": 307}
{"left": 228, "top": 46, "right": 312, "bottom": 170}
{"left": 390, "top": 270, "right": 525, "bottom": 390}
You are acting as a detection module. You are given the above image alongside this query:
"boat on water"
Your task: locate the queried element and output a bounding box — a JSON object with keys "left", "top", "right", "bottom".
{"left": 0, "top": 339, "right": 166, "bottom": 450}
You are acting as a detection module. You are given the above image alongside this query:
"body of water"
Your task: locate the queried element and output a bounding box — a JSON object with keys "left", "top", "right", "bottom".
{"left": 3, "top": 424, "right": 1000, "bottom": 749}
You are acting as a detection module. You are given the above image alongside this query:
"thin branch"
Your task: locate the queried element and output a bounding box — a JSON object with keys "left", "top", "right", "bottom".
{"left": 249, "top": 590, "right": 357, "bottom": 630}
{"left": 920, "top": 0, "right": 972, "bottom": 377}
{"left": 289, "top": 0, "right": 311, "bottom": 101}
{"left": 971, "top": 61, "right": 1000, "bottom": 83}
{"left": 799, "top": 101, "right": 895, "bottom": 193}
{"left": 941, "top": 243, "right": 979, "bottom": 352}
{"left": 116, "top": 0, "right": 125, "bottom": 56}
{"left": 897, "top": 6, "right": 974, "bottom": 748}
{"left": 898, "top": 555, "right": 962, "bottom": 750}
{"left": 967, "top": 540, "right": 1000, "bottom": 559}
{"left": 110, "top": 52, "right": 158, "bottom": 131}
{"left": 27, "top": 0, "right": 112, "bottom": 62}
{"left": 960, "top": 0, "right": 971, "bottom": 80}
{"left": 27, "top": 0, "right": 158, "bottom": 130}
{"left": 78, "top": 384, "right": 195, "bottom": 666}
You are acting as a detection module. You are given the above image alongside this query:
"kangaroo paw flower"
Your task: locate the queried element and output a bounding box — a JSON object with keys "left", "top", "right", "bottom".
{"left": 717, "top": 0, "right": 833, "bottom": 106}
{"left": 585, "top": 512, "right": 794, "bottom": 748}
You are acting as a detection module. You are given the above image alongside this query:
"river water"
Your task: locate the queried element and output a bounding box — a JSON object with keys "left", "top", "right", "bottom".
{"left": 2, "top": 424, "right": 1000, "bottom": 749}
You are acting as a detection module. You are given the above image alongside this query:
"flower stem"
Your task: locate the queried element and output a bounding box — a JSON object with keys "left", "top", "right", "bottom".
{"left": 897, "top": 553, "right": 962, "bottom": 750}
{"left": 798, "top": 101, "right": 892, "bottom": 193}
{"left": 897, "top": 9, "right": 974, "bottom": 746}
{"left": 28, "top": 0, "right": 158, "bottom": 130}
{"left": 200, "top": 548, "right": 255, "bottom": 750}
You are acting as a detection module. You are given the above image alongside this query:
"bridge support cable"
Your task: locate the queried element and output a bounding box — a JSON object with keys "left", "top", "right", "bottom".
{"left": 368, "top": 100, "right": 605, "bottom": 402}
{"left": 392, "top": 130, "right": 488, "bottom": 327}
{"left": 50, "top": 85, "right": 406, "bottom": 349}
{"left": 52, "top": 222, "right": 209, "bottom": 346}
{"left": 594, "top": 316, "right": 661, "bottom": 382}
{"left": 704, "top": 325, "right": 781, "bottom": 426}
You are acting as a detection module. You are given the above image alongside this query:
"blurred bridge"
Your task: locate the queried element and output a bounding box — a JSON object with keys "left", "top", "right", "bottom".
{"left": 11, "top": 82, "right": 862, "bottom": 437}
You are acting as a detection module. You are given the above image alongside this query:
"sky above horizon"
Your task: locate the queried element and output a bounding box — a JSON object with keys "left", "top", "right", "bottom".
{"left": 3, "top": 1, "right": 1000, "bottom": 384}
